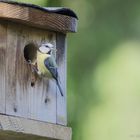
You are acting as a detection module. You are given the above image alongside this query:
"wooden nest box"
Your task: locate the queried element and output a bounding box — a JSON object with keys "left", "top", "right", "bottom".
{"left": 0, "top": 1, "right": 77, "bottom": 140}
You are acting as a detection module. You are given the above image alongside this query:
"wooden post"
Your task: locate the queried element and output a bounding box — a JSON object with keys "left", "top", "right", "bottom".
{"left": 0, "top": 1, "right": 78, "bottom": 139}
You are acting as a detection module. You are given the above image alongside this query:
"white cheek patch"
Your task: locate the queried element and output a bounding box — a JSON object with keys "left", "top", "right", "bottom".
{"left": 39, "top": 46, "right": 50, "bottom": 53}
{"left": 47, "top": 43, "right": 53, "bottom": 48}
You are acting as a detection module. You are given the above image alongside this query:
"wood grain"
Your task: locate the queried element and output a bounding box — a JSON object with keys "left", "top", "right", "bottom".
{"left": 0, "top": 22, "right": 7, "bottom": 113}
{"left": 0, "top": 2, "right": 77, "bottom": 33}
{"left": 5, "top": 22, "right": 57, "bottom": 123}
{"left": 0, "top": 131, "right": 53, "bottom": 140}
{"left": 56, "top": 33, "right": 67, "bottom": 125}
{"left": 5, "top": 23, "right": 18, "bottom": 116}
{"left": 0, "top": 114, "right": 72, "bottom": 140}
{"left": 0, "top": 12, "right": 68, "bottom": 126}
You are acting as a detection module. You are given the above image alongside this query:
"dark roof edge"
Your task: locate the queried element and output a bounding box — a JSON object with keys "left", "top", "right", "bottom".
{"left": 0, "top": 0, "right": 78, "bottom": 19}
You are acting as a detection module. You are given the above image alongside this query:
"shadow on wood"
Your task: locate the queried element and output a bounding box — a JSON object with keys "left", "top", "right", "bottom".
{"left": 24, "top": 43, "right": 38, "bottom": 63}
{"left": 0, "top": 131, "right": 55, "bottom": 140}
{"left": 0, "top": 114, "right": 72, "bottom": 140}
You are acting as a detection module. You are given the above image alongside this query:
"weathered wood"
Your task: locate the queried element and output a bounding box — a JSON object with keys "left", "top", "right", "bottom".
{"left": 5, "top": 22, "right": 57, "bottom": 123}
{"left": 56, "top": 33, "right": 67, "bottom": 125}
{"left": 0, "top": 1, "right": 76, "bottom": 139}
{"left": 0, "top": 131, "right": 53, "bottom": 140}
{"left": 0, "top": 2, "right": 77, "bottom": 33}
{"left": 0, "top": 22, "right": 7, "bottom": 114}
{"left": 0, "top": 20, "right": 68, "bottom": 125}
{"left": 0, "top": 0, "right": 78, "bottom": 19}
{"left": 0, "top": 114, "right": 72, "bottom": 140}
{"left": 5, "top": 22, "right": 18, "bottom": 117}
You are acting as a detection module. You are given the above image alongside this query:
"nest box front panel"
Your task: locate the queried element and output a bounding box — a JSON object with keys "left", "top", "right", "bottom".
{"left": 0, "top": 23, "right": 6, "bottom": 113}
{"left": 0, "top": 22, "right": 66, "bottom": 124}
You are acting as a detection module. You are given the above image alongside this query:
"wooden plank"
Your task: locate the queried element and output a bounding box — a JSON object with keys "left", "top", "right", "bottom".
{"left": 5, "top": 22, "right": 57, "bottom": 123}
{"left": 0, "top": 1, "right": 78, "bottom": 19}
{"left": 56, "top": 33, "right": 67, "bottom": 125}
{"left": 0, "top": 2, "right": 77, "bottom": 33}
{"left": 0, "top": 22, "right": 7, "bottom": 114}
{"left": 0, "top": 131, "right": 53, "bottom": 140}
{"left": 5, "top": 23, "right": 18, "bottom": 116}
{"left": 0, "top": 114, "right": 72, "bottom": 140}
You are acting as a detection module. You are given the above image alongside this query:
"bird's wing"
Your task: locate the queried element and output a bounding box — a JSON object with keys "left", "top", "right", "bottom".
{"left": 44, "top": 57, "right": 58, "bottom": 80}
{"left": 44, "top": 57, "right": 63, "bottom": 96}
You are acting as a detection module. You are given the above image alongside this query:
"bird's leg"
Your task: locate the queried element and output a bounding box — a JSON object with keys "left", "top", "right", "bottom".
{"left": 27, "top": 60, "right": 39, "bottom": 74}
{"left": 31, "top": 65, "right": 38, "bottom": 73}
{"left": 30, "top": 64, "right": 41, "bottom": 77}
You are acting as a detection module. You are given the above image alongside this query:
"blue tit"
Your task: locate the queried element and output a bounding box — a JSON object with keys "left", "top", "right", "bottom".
{"left": 36, "top": 43, "right": 63, "bottom": 96}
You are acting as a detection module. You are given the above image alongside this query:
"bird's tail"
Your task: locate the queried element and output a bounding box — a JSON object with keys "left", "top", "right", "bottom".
{"left": 56, "top": 80, "right": 64, "bottom": 96}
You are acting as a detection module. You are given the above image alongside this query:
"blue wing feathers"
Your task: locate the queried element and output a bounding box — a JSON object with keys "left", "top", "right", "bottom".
{"left": 44, "top": 57, "right": 63, "bottom": 96}
{"left": 44, "top": 57, "right": 58, "bottom": 80}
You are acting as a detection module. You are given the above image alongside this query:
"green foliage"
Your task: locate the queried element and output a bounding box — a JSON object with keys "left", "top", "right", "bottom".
{"left": 63, "top": 0, "right": 140, "bottom": 140}
{"left": 47, "top": 0, "right": 62, "bottom": 7}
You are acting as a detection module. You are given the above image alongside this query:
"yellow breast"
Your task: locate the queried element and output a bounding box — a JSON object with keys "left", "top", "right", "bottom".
{"left": 37, "top": 51, "right": 52, "bottom": 77}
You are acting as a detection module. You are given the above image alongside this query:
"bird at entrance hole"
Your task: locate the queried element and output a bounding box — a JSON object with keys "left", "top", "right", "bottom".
{"left": 28, "top": 43, "right": 63, "bottom": 96}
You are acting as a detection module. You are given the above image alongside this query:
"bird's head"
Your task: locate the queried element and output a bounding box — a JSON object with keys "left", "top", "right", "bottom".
{"left": 38, "top": 43, "right": 55, "bottom": 54}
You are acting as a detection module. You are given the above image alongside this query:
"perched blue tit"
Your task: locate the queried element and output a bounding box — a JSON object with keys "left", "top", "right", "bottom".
{"left": 36, "top": 43, "right": 63, "bottom": 96}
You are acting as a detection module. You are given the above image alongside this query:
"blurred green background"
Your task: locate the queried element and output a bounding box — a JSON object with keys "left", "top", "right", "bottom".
{"left": 16, "top": 0, "right": 140, "bottom": 140}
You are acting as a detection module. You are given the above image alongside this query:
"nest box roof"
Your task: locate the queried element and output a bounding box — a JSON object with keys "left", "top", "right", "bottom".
{"left": 0, "top": 0, "right": 78, "bottom": 33}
